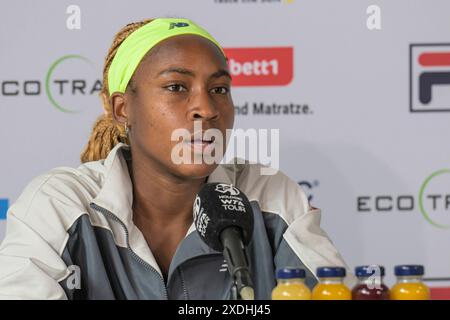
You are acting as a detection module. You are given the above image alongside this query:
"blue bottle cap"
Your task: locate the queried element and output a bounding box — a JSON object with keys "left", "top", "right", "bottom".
{"left": 316, "top": 266, "right": 346, "bottom": 278}
{"left": 355, "top": 265, "right": 385, "bottom": 277}
{"left": 276, "top": 267, "right": 306, "bottom": 279}
{"left": 394, "top": 265, "right": 425, "bottom": 276}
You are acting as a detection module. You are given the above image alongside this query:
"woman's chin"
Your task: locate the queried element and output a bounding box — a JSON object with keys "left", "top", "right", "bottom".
{"left": 173, "top": 162, "right": 219, "bottom": 180}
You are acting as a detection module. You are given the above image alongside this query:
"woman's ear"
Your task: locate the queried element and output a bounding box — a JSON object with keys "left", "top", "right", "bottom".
{"left": 111, "top": 92, "right": 128, "bottom": 124}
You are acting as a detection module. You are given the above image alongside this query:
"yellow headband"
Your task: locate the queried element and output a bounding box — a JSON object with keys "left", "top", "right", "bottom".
{"left": 107, "top": 18, "right": 224, "bottom": 94}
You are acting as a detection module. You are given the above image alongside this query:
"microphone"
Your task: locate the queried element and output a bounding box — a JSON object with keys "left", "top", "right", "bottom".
{"left": 193, "top": 182, "right": 254, "bottom": 300}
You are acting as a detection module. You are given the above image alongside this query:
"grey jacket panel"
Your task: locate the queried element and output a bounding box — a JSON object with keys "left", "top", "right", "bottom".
{"left": 58, "top": 202, "right": 316, "bottom": 300}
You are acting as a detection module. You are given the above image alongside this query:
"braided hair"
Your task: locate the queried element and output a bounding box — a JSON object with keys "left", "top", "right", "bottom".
{"left": 80, "top": 19, "right": 153, "bottom": 163}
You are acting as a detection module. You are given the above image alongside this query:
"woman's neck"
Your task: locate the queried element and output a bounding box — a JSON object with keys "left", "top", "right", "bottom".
{"left": 127, "top": 151, "right": 206, "bottom": 227}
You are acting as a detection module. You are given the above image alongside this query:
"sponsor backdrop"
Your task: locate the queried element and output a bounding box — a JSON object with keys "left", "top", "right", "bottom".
{"left": 1, "top": 0, "right": 449, "bottom": 293}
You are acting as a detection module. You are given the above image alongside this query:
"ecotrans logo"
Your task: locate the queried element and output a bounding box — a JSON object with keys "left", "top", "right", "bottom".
{"left": 357, "top": 169, "right": 450, "bottom": 229}
{"left": 1, "top": 54, "right": 102, "bottom": 113}
{"left": 419, "top": 169, "right": 450, "bottom": 228}
{"left": 46, "top": 55, "right": 101, "bottom": 113}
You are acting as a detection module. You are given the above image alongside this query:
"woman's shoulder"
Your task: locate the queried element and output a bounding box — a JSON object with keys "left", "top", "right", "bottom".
{"left": 216, "top": 158, "right": 312, "bottom": 224}
{"left": 10, "top": 160, "right": 107, "bottom": 223}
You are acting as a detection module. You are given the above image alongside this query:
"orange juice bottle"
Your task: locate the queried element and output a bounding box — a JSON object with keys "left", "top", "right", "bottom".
{"left": 312, "top": 267, "right": 351, "bottom": 300}
{"left": 390, "top": 265, "right": 429, "bottom": 300}
{"left": 272, "top": 267, "right": 311, "bottom": 300}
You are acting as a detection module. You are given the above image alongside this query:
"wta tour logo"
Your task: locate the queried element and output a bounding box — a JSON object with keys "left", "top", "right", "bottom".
{"left": 410, "top": 44, "right": 450, "bottom": 112}
{"left": 215, "top": 184, "right": 240, "bottom": 196}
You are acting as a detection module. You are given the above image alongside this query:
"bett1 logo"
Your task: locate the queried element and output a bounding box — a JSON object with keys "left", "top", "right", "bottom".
{"left": 223, "top": 47, "right": 293, "bottom": 86}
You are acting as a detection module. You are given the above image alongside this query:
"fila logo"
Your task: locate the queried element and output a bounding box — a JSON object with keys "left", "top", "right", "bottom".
{"left": 410, "top": 43, "right": 450, "bottom": 112}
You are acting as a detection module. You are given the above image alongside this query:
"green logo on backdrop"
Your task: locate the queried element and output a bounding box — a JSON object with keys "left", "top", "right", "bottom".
{"left": 45, "top": 55, "right": 101, "bottom": 113}
{"left": 419, "top": 169, "right": 450, "bottom": 229}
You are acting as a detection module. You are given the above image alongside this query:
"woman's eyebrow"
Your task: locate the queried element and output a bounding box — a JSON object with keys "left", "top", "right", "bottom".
{"left": 210, "top": 69, "right": 232, "bottom": 80}
{"left": 157, "top": 67, "right": 195, "bottom": 77}
{"left": 156, "top": 67, "right": 232, "bottom": 80}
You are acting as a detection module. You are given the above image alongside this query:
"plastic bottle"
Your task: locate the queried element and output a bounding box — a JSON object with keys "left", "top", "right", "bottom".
{"left": 390, "top": 265, "right": 429, "bottom": 300}
{"left": 272, "top": 267, "right": 311, "bottom": 300}
{"left": 352, "top": 265, "right": 390, "bottom": 300}
{"left": 312, "top": 266, "right": 351, "bottom": 300}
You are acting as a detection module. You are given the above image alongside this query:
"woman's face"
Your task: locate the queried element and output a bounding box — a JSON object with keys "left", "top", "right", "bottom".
{"left": 113, "top": 34, "right": 234, "bottom": 180}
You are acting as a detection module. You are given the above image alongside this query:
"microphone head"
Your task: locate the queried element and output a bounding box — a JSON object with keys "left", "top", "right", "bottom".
{"left": 193, "top": 183, "right": 254, "bottom": 252}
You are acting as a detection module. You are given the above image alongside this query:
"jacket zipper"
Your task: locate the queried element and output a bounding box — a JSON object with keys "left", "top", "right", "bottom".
{"left": 178, "top": 268, "right": 189, "bottom": 300}
{"left": 90, "top": 202, "right": 169, "bottom": 300}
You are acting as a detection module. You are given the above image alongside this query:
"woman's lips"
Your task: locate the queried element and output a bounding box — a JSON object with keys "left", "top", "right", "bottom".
{"left": 185, "top": 139, "right": 214, "bottom": 153}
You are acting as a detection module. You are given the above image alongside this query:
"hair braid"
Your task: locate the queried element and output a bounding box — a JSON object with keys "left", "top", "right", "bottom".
{"left": 80, "top": 19, "right": 153, "bottom": 163}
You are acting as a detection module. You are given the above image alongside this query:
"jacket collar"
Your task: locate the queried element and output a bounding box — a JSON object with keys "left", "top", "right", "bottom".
{"left": 91, "top": 143, "right": 134, "bottom": 229}
{"left": 90, "top": 142, "right": 241, "bottom": 277}
{"left": 91, "top": 142, "right": 236, "bottom": 234}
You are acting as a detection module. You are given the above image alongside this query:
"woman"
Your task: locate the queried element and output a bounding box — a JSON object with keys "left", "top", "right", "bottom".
{"left": 0, "top": 18, "right": 354, "bottom": 299}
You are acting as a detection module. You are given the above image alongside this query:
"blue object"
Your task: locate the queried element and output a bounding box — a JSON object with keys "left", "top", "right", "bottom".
{"left": 355, "top": 265, "right": 385, "bottom": 277}
{"left": 276, "top": 267, "right": 306, "bottom": 279}
{"left": 0, "top": 199, "right": 8, "bottom": 220}
{"left": 317, "top": 266, "right": 346, "bottom": 278}
{"left": 394, "top": 265, "right": 424, "bottom": 276}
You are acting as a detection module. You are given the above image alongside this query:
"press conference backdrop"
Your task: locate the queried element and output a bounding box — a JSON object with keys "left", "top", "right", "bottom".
{"left": 1, "top": 0, "right": 449, "bottom": 290}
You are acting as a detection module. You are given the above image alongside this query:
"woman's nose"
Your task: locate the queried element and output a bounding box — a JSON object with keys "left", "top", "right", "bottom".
{"left": 188, "top": 90, "right": 220, "bottom": 121}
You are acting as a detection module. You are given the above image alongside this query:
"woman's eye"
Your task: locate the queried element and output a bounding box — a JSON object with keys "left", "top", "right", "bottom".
{"left": 210, "top": 87, "right": 229, "bottom": 94}
{"left": 165, "top": 84, "right": 187, "bottom": 92}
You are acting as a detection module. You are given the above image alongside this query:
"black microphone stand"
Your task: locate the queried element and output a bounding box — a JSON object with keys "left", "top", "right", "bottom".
{"left": 230, "top": 283, "right": 239, "bottom": 300}
{"left": 221, "top": 227, "right": 254, "bottom": 300}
